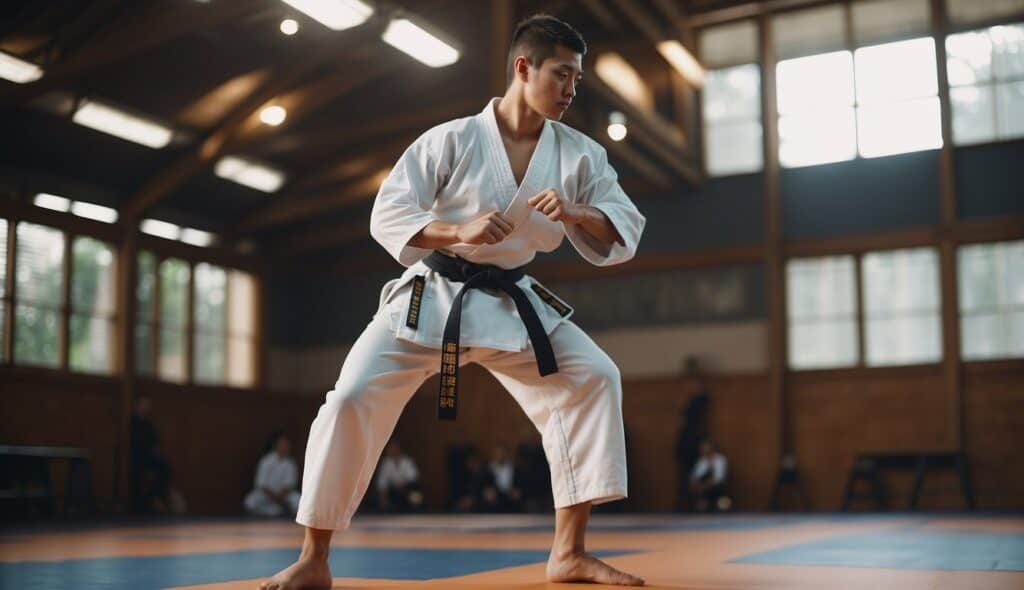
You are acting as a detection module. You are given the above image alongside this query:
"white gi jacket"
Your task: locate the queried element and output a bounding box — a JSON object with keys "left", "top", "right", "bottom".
{"left": 370, "top": 98, "right": 646, "bottom": 352}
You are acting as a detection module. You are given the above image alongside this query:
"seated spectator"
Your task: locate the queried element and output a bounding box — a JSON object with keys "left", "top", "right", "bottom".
{"left": 489, "top": 444, "right": 523, "bottom": 512}
{"left": 690, "top": 439, "right": 729, "bottom": 513}
{"left": 244, "top": 432, "right": 301, "bottom": 517}
{"left": 375, "top": 441, "right": 423, "bottom": 512}
{"left": 516, "top": 439, "right": 552, "bottom": 513}
{"left": 454, "top": 450, "right": 499, "bottom": 513}
{"left": 131, "top": 396, "right": 179, "bottom": 514}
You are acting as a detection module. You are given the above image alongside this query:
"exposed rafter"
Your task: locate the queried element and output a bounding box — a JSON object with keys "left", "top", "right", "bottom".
{"left": 121, "top": 19, "right": 386, "bottom": 220}
{"left": 0, "top": 0, "right": 276, "bottom": 107}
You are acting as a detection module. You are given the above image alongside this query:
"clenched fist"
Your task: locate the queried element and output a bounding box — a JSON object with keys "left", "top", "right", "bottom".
{"left": 527, "top": 189, "right": 585, "bottom": 224}
{"left": 456, "top": 211, "right": 515, "bottom": 245}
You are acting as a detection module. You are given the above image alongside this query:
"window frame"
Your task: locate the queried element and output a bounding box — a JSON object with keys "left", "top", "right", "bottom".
{"left": 0, "top": 203, "right": 262, "bottom": 390}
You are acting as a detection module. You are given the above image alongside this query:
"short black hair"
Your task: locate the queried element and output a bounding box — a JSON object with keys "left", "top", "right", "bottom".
{"left": 506, "top": 14, "right": 586, "bottom": 84}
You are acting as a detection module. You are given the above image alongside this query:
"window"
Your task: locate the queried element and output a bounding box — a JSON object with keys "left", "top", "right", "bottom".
{"left": 946, "top": 0, "right": 1024, "bottom": 25}
{"left": 700, "top": 21, "right": 763, "bottom": 176}
{"left": 958, "top": 240, "right": 1024, "bottom": 360}
{"left": 0, "top": 218, "right": 7, "bottom": 362}
{"left": 193, "top": 263, "right": 226, "bottom": 385}
{"left": 786, "top": 256, "right": 859, "bottom": 369}
{"left": 777, "top": 51, "right": 858, "bottom": 167}
{"left": 136, "top": 251, "right": 157, "bottom": 376}
{"left": 861, "top": 248, "right": 942, "bottom": 366}
{"left": 855, "top": 38, "right": 942, "bottom": 157}
{"left": 14, "top": 223, "right": 64, "bottom": 368}
{"left": 703, "top": 65, "right": 763, "bottom": 176}
{"left": 226, "top": 270, "right": 257, "bottom": 388}
{"left": 158, "top": 258, "right": 189, "bottom": 382}
{"left": 69, "top": 237, "right": 117, "bottom": 374}
{"left": 947, "top": 23, "right": 1024, "bottom": 145}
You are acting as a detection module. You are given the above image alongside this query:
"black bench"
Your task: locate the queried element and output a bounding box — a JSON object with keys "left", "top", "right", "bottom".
{"left": 840, "top": 451, "right": 974, "bottom": 511}
{"left": 0, "top": 445, "right": 95, "bottom": 518}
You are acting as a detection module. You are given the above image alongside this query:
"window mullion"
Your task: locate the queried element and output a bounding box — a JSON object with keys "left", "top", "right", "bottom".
{"left": 185, "top": 260, "right": 195, "bottom": 385}
{"left": 3, "top": 219, "right": 14, "bottom": 363}
{"left": 60, "top": 232, "right": 72, "bottom": 370}
{"left": 855, "top": 252, "right": 866, "bottom": 367}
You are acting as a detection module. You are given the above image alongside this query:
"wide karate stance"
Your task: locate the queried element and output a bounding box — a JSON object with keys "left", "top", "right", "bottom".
{"left": 262, "top": 15, "right": 646, "bottom": 590}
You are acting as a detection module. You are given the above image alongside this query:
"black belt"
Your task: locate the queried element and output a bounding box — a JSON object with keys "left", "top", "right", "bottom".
{"left": 423, "top": 252, "right": 558, "bottom": 420}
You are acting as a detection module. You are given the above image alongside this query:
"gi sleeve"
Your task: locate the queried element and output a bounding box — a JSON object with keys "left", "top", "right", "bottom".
{"left": 370, "top": 132, "right": 449, "bottom": 266}
{"left": 565, "top": 146, "right": 646, "bottom": 267}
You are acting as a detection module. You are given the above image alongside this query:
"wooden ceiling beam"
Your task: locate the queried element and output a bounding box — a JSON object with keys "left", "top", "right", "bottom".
{"left": 0, "top": 0, "right": 275, "bottom": 107}
{"left": 121, "top": 19, "right": 385, "bottom": 220}
{"left": 581, "top": 74, "right": 700, "bottom": 185}
{"left": 255, "top": 96, "right": 483, "bottom": 156}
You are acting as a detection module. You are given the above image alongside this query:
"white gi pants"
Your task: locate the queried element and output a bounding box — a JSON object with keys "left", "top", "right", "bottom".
{"left": 296, "top": 313, "right": 628, "bottom": 531}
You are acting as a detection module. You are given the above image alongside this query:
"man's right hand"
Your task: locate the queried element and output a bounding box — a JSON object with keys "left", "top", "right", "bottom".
{"left": 456, "top": 211, "right": 514, "bottom": 245}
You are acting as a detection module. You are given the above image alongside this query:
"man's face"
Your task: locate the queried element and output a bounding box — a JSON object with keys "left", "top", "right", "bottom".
{"left": 275, "top": 437, "right": 291, "bottom": 457}
{"left": 521, "top": 44, "right": 583, "bottom": 120}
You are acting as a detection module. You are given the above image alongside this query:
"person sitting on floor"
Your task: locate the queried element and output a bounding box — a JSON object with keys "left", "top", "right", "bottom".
{"left": 690, "top": 439, "right": 729, "bottom": 513}
{"left": 244, "top": 432, "right": 301, "bottom": 517}
{"left": 375, "top": 440, "right": 423, "bottom": 512}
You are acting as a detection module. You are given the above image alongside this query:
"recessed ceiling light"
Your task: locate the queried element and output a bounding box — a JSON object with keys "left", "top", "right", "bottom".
{"left": 279, "top": 0, "right": 373, "bottom": 31}
{"left": 382, "top": 18, "right": 459, "bottom": 68}
{"left": 260, "top": 105, "right": 287, "bottom": 126}
{"left": 0, "top": 51, "right": 43, "bottom": 83}
{"left": 280, "top": 18, "right": 300, "bottom": 35}
{"left": 72, "top": 99, "right": 174, "bottom": 148}
{"left": 215, "top": 156, "right": 286, "bottom": 193}
{"left": 607, "top": 111, "right": 627, "bottom": 142}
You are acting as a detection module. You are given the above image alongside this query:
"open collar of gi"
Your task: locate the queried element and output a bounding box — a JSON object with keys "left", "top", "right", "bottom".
{"left": 478, "top": 97, "right": 555, "bottom": 227}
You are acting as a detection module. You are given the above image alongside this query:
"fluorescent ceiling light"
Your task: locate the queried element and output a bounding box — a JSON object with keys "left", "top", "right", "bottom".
{"left": 180, "top": 228, "right": 215, "bottom": 247}
{"left": 71, "top": 201, "right": 118, "bottom": 224}
{"left": 215, "top": 156, "right": 286, "bottom": 193}
{"left": 382, "top": 18, "right": 459, "bottom": 67}
{"left": 0, "top": 51, "right": 43, "bottom": 83}
{"left": 73, "top": 99, "right": 174, "bottom": 148}
{"left": 33, "top": 193, "right": 71, "bottom": 212}
{"left": 141, "top": 218, "right": 181, "bottom": 240}
{"left": 595, "top": 53, "right": 651, "bottom": 110}
{"left": 657, "top": 40, "right": 705, "bottom": 87}
{"left": 279, "top": 0, "right": 373, "bottom": 31}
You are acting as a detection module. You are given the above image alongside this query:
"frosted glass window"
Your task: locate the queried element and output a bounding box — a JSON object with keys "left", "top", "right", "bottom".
{"left": 958, "top": 240, "right": 1024, "bottom": 360}
{"left": 852, "top": 0, "right": 931, "bottom": 46}
{"left": 14, "top": 223, "right": 64, "bottom": 367}
{"left": 857, "top": 96, "right": 943, "bottom": 157}
{"left": 948, "top": 23, "right": 1024, "bottom": 145}
{"left": 776, "top": 51, "right": 858, "bottom": 168}
{"left": 0, "top": 218, "right": 6, "bottom": 362}
{"left": 862, "top": 248, "right": 942, "bottom": 366}
{"left": 158, "top": 258, "right": 189, "bottom": 382}
{"left": 136, "top": 251, "right": 156, "bottom": 376}
{"left": 703, "top": 64, "right": 763, "bottom": 176}
{"left": 227, "top": 270, "right": 257, "bottom": 388}
{"left": 773, "top": 4, "right": 846, "bottom": 60}
{"left": 69, "top": 237, "right": 116, "bottom": 374}
{"left": 787, "top": 256, "right": 859, "bottom": 369}
{"left": 193, "top": 263, "right": 226, "bottom": 385}
{"left": 947, "top": 0, "right": 1024, "bottom": 25}
{"left": 700, "top": 20, "right": 758, "bottom": 68}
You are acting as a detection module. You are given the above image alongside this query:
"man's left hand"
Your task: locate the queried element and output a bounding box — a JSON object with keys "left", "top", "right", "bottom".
{"left": 527, "top": 189, "right": 585, "bottom": 224}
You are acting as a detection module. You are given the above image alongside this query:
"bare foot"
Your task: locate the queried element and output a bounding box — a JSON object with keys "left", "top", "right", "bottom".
{"left": 547, "top": 551, "right": 645, "bottom": 586}
{"left": 259, "top": 557, "right": 332, "bottom": 590}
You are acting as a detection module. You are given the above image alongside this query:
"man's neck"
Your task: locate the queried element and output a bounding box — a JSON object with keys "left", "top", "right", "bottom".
{"left": 496, "top": 87, "right": 545, "bottom": 141}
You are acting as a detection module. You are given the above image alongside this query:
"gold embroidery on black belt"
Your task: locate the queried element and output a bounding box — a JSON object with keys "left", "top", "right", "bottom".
{"left": 405, "top": 276, "right": 425, "bottom": 329}
{"left": 531, "top": 284, "right": 572, "bottom": 317}
{"left": 438, "top": 341, "right": 459, "bottom": 419}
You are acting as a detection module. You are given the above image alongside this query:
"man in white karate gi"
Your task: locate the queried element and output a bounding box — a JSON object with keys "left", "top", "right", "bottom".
{"left": 245, "top": 433, "right": 302, "bottom": 517}
{"left": 262, "top": 14, "right": 646, "bottom": 589}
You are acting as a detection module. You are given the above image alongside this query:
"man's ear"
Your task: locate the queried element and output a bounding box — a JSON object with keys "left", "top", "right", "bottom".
{"left": 514, "top": 55, "right": 531, "bottom": 82}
